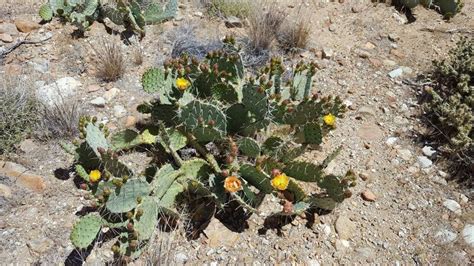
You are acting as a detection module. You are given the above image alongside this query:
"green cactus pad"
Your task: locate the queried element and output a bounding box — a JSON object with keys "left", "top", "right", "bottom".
{"left": 211, "top": 83, "right": 239, "bottom": 104}
{"left": 433, "top": 0, "right": 463, "bottom": 18}
{"left": 286, "top": 179, "right": 307, "bottom": 202}
{"left": 302, "top": 122, "right": 322, "bottom": 145}
{"left": 226, "top": 103, "right": 249, "bottom": 133}
{"left": 308, "top": 196, "right": 337, "bottom": 210}
{"left": 158, "top": 180, "right": 184, "bottom": 208}
{"left": 242, "top": 84, "right": 268, "bottom": 119}
{"left": 143, "top": 0, "right": 178, "bottom": 24}
{"left": 60, "top": 141, "right": 77, "bottom": 156}
{"left": 39, "top": 4, "right": 53, "bottom": 21}
{"left": 101, "top": 152, "right": 133, "bottom": 177}
{"left": 180, "top": 100, "right": 227, "bottom": 141}
{"left": 237, "top": 137, "right": 261, "bottom": 158}
{"left": 319, "top": 175, "right": 346, "bottom": 202}
{"left": 85, "top": 123, "right": 108, "bottom": 158}
{"left": 106, "top": 179, "right": 151, "bottom": 213}
{"left": 284, "top": 162, "right": 324, "bottom": 184}
{"left": 75, "top": 164, "right": 90, "bottom": 182}
{"left": 134, "top": 196, "right": 159, "bottom": 241}
{"left": 70, "top": 214, "right": 102, "bottom": 249}
{"left": 116, "top": 232, "right": 145, "bottom": 259}
{"left": 111, "top": 129, "right": 147, "bottom": 151}
{"left": 142, "top": 68, "right": 173, "bottom": 96}
{"left": 180, "top": 159, "right": 213, "bottom": 180}
{"left": 239, "top": 164, "right": 273, "bottom": 194}
{"left": 400, "top": 0, "right": 421, "bottom": 9}
{"left": 158, "top": 128, "right": 187, "bottom": 152}
{"left": 291, "top": 69, "right": 313, "bottom": 100}
{"left": 152, "top": 165, "right": 181, "bottom": 199}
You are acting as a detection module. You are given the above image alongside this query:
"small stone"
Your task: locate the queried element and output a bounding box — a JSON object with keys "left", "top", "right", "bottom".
{"left": 306, "top": 259, "right": 321, "bottom": 266}
{"left": 28, "top": 58, "right": 49, "bottom": 73}
{"left": 0, "top": 161, "right": 46, "bottom": 192}
{"left": 361, "top": 190, "right": 376, "bottom": 202}
{"left": 357, "top": 106, "right": 376, "bottom": 119}
{"left": 461, "top": 224, "right": 474, "bottom": 248}
{"left": 359, "top": 173, "right": 369, "bottom": 181}
{"left": 193, "top": 11, "right": 204, "bottom": 18}
{"left": 0, "top": 184, "right": 12, "bottom": 198}
{"left": 388, "top": 33, "right": 399, "bottom": 42}
{"left": 335, "top": 239, "right": 350, "bottom": 251}
{"left": 443, "top": 199, "right": 461, "bottom": 215}
{"left": 224, "top": 16, "right": 243, "bottom": 28}
{"left": 87, "top": 84, "right": 101, "bottom": 93}
{"left": 322, "top": 47, "right": 334, "bottom": 59}
{"left": 417, "top": 156, "right": 432, "bottom": 168}
{"left": 383, "top": 59, "right": 397, "bottom": 66}
{"left": 368, "top": 58, "right": 382, "bottom": 68}
{"left": 407, "top": 203, "right": 416, "bottom": 210}
{"left": 124, "top": 116, "right": 136, "bottom": 128}
{"left": 104, "top": 87, "right": 119, "bottom": 102}
{"left": 390, "top": 49, "right": 405, "bottom": 58}
{"left": 113, "top": 105, "right": 126, "bottom": 118}
{"left": 435, "top": 229, "right": 457, "bottom": 244}
{"left": 460, "top": 194, "right": 468, "bottom": 204}
{"left": 204, "top": 218, "right": 240, "bottom": 248}
{"left": 90, "top": 97, "right": 106, "bottom": 107}
{"left": 351, "top": 6, "right": 363, "bottom": 13}
{"left": 355, "top": 49, "right": 371, "bottom": 58}
{"left": 422, "top": 146, "right": 436, "bottom": 157}
{"left": 0, "top": 33, "right": 13, "bottom": 43}
{"left": 37, "top": 77, "right": 81, "bottom": 106}
{"left": 19, "top": 139, "right": 39, "bottom": 153}
{"left": 386, "top": 137, "right": 398, "bottom": 146}
{"left": 335, "top": 216, "right": 355, "bottom": 240}
{"left": 365, "top": 42, "right": 376, "bottom": 50}
{"left": 397, "top": 149, "right": 412, "bottom": 161}
{"left": 388, "top": 68, "right": 403, "bottom": 78}
{"left": 28, "top": 237, "right": 53, "bottom": 253}
{"left": 15, "top": 19, "right": 40, "bottom": 33}
{"left": 174, "top": 253, "right": 188, "bottom": 263}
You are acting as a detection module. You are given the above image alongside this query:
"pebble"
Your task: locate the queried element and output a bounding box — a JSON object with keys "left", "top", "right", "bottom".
{"left": 37, "top": 77, "right": 81, "bottom": 106}
{"left": 397, "top": 149, "right": 412, "bottom": 161}
{"left": 388, "top": 68, "right": 403, "bottom": 78}
{"left": 0, "top": 184, "right": 12, "bottom": 198}
{"left": 15, "top": 19, "right": 40, "bottom": 33}
{"left": 322, "top": 47, "right": 334, "bottom": 59}
{"left": 386, "top": 137, "right": 398, "bottom": 146}
{"left": 90, "top": 97, "right": 106, "bottom": 107}
{"left": 0, "top": 33, "right": 13, "bottom": 43}
{"left": 461, "top": 224, "right": 474, "bottom": 247}
{"left": 335, "top": 216, "right": 355, "bottom": 240}
{"left": 422, "top": 146, "right": 436, "bottom": 157}
{"left": 0, "top": 23, "right": 19, "bottom": 36}
{"left": 104, "top": 87, "right": 119, "bottom": 102}
{"left": 417, "top": 156, "right": 432, "bottom": 168}
{"left": 224, "top": 16, "right": 243, "bottom": 28}
{"left": 361, "top": 190, "right": 376, "bottom": 202}
{"left": 0, "top": 161, "right": 46, "bottom": 192}
{"left": 407, "top": 203, "right": 416, "bottom": 210}
{"left": 434, "top": 229, "right": 457, "bottom": 244}
{"left": 193, "top": 11, "right": 204, "bottom": 18}
{"left": 443, "top": 199, "right": 461, "bottom": 215}
{"left": 87, "top": 84, "right": 101, "bottom": 93}
{"left": 359, "top": 173, "right": 369, "bottom": 181}
{"left": 113, "top": 105, "right": 126, "bottom": 118}
{"left": 124, "top": 116, "right": 136, "bottom": 128}
{"left": 335, "top": 239, "right": 350, "bottom": 251}
{"left": 175, "top": 252, "right": 188, "bottom": 263}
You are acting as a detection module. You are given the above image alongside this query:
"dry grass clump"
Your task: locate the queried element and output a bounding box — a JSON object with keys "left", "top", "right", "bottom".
{"left": 278, "top": 19, "right": 311, "bottom": 51}
{"left": 247, "top": 2, "right": 286, "bottom": 52}
{"left": 93, "top": 39, "right": 125, "bottom": 82}
{"left": 204, "top": 0, "right": 252, "bottom": 19}
{"left": 35, "top": 100, "right": 83, "bottom": 141}
{"left": 0, "top": 76, "right": 40, "bottom": 154}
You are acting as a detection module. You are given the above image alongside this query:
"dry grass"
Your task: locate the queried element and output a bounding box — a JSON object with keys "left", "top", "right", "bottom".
{"left": 132, "top": 45, "right": 144, "bottom": 66}
{"left": 247, "top": 2, "right": 286, "bottom": 52}
{"left": 203, "top": 0, "right": 252, "bottom": 19}
{"left": 35, "top": 100, "right": 83, "bottom": 141}
{"left": 0, "top": 75, "right": 40, "bottom": 154}
{"left": 278, "top": 18, "right": 312, "bottom": 51}
{"left": 93, "top": 38, "right": 125, "bottom": 82}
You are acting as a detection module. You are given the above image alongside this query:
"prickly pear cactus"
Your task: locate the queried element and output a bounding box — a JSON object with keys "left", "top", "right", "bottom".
{"left": 399, "top": 0, "right": 463, "bottom": 19}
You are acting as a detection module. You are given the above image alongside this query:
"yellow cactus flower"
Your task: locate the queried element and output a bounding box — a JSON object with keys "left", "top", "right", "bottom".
{"left": 224, "top": 176, "right": 242, "bottom": 193}
{"left": 89, "top": 170, "right": 101, "bottom": 183}
{"left": 176, "top": 77, "right": 191, "bottom": 91}
{"left": 271, "top": 173, "right": 289, "bottom": 191}
{"left": 323, "top": 113, "right": 336, "bottom": 127}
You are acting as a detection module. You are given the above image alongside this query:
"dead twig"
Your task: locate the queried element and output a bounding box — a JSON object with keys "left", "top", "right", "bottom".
{"left": 0, "top": 32, "right": 53, "bottom": 61}
{"left": 419, "top": 27, "right": 473, "bottom": 35}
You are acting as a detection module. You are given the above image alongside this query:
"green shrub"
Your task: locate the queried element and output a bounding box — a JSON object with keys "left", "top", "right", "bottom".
{"left": 424, "top": 37, "right": 473, "bottom": 178}
{"left": 205, "top": 0, "right": 252, "bottom": 19}
{"left": 62, "top": 36, "right": 354, "bottom": 262}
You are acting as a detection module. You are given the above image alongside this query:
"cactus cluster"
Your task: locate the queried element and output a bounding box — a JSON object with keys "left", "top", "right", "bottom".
{"left": 39, "top": 0, "right": 178, "bottom": 37}
{"left": 63, "top": 36, "right": 355, "bottom": 262}
{"left": 424, "top": 37, "right": 473, "bottom": 177}
{"left": 398, "top": 0, "right": 463, "bottom": 19}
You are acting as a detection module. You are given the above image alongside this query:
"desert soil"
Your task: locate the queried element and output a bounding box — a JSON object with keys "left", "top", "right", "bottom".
{"left": 0, "top": 0, "right": 473, "bottom": 265}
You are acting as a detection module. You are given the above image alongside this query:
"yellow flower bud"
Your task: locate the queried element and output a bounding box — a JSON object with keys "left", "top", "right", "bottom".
{"left": 224, "top": 176, "right": 242, "bottom": 193}
{"left": 176, "top": 77, "right": 191, "bottom": 91}
{"left": 271, "top": 173, "right": 289, "bottom": 191}
{"left": 89, "top": 170, "right": 101, "bottom": 183}
{"left": 323, "top": 113, "right": 336, "bottom": 127}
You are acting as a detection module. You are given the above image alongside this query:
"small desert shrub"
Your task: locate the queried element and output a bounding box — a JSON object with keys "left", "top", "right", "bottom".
{"left": 0, "top": 77, "right": 40, "bottom": 154}
{"left": 132, "top": 45, "right": 144, "bottom": 66}
{"left": 247, "top": 2, "right": 286, "bottom": 52}
{"left": 423, "top": 37, "right": 473, "bottom": 179}
{"left": 35, "top": 100, "right": 83, "bottom": 140}
{"left": 93, "top": 39, "right": 125, "bottom": 82}
{"left": 204, "top": 0, "right": 252, "bottom": 18}
{"left": 278, "top": 19, "right": 311, "bottom": 51}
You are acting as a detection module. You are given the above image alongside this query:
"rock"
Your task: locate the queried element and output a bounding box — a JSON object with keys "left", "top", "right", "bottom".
{"left": 174, "top": 252, "right": 188, "bottom": 263}
{"left": 0, "top": 33, "right": 13, "bottom": 43}
{"left": 28, "top": 237, "right": 53, "bottom": 253}
{"left": 335, "top": 239, "right": 350, "bottom": 251}
{"left": 355, "top": 247, "right": 376, "bottom": 260}
{"left": 397, "top": 149, "right": 412, "bottom": 161}
{"left": 0, "top": 161, "right": 46, "bottom": 192}
{"left": 422, "top": 146, "right": 436, "bottom": 157}
{"left": 351, "top": 6, "right": 363, "bottom": 13}
{"left": 443, "top": 199, "right": 461, "bottom": 215}
{"left": 383, "top": 59, "right": 397, "bottom": 66}
{"left": 104, "top": 87, "right": 119, "bottom": 102}
{"left": 368, "top": 58, "right": 382, "bottom": 68}
{"left": 434, "top": 229, "right": 457, "bottom": 244}
{"left": 359, "top": 173, "right": 369, "bottom": 181}
{"left": 388, "top": 68, "right": 403, "bottom": 78}
{"left": 28, "top": 58, "right": 49, "bottom": 73}
{"left": 361, "top": 190, "right": 376, "bottom": 202}
{"left": 386, "top": 137, "right": 398, "bottom": 146}
{"left": 193, "top": 11, "right": 204, "bottom": 18}
{"left": 357, "top": 106, "right": 376, "bottom": 119}
{"left": 124, "top": 116, "right": 137, "bottom": 128}
{"left": 37, "top": 77, "right": 81, "bottom": 106}
{"left": 204, "top": 218, "right": 240, "bottom": 248}
{"left": 0, "top": 184, "right": 12, "bottom": 198}
{"left": 389, "top": 49, "right": 405, "bottom": 58}
{"left": 225, "top": 16, "right": 243, "bottom": 28}
{"left": 15, "top": 19, "right": 40, "bottom": 33}
{"left": 335, "top": 216, "right": 355, "bottom": 240}
{"left": 87, "top": 84, "right": 101, "bottom": 93}
{"left": 317, "top": 223, "right": 331, "bottom": 237}
{"left": 90, "top": 97, "right": 106, "bottom": 107}
{"left": 407, "top": 203, "right": 416, "bottom": 210}
{"left": 19, "top": 139, "right": 39, "bottom": 154}
{"left": 357, "top": 123, "right": 383, "bottom": 141}
{"left": 113, "top": 105, "right": 126, "bottom": 118}
{"left": 388, "top": 33, "right": 399, "bottom": 42}
{"left": 401, "top": 66, "right": 413, "bottom": 75}
{"left": 0, "top": 23, "right": 19, "bottom": 36}
{"left": 365, "top": 42, "right": 376, "bottom": 50}
{"left": 306, "top": 259, "right": 321, "bottom": 266}
{"left": 461, "top": 224, "right": 474, "bottom": 248}
{"left": 355, "top": 49, "right": 371, "bottom": 59}
{"left": 322, "top": 47, "right": 334, "bottom": 59}
{"left": 417, "top": 156, "right": 432, "bottom": 168}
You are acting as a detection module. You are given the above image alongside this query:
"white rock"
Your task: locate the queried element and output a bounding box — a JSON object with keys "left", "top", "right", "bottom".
{"left": 306, "top": 259, "right": 321, "bottom": 266}
{"left": 113, "top": 105, "right": 126, "bottom": 118}
{"left": 417, "top": 156, "right": 432, "bottom": 168}
{"left": 104, "top": 87, "right": 119, "bottom": 102}
{"left": 386, "top": 137, "right": 398, "bottom": 146}
{"left": 397, "top": 149, "right": 412, "bottom": 161}
{"left": 335, "top": 239, "right": 350, "bottom": 251}
{"left": 388, "top": 68, "right": 403, "bottom": 78}
{"left": 318, "top": 224, "right": 331, "bottom": 237}
{"left": 322, "top": 47, "right": 334, "bottom": 59}
{"left": 90, "top": 97, "right": 106, "bottom": 107}
{"left": 36, "top": 77, "right": 81, "bottom": 106}
{"left": 335, "top": 216, "right": 355, "bottom": 240}
{"left": 462, "top": 224, "right": 474, "bottom": 248}
{"left": 460, "top": 194, "right": 468, "bottom": 204}
{"left": 422, "top": 146, "right": 436, "bottom": 157}
{"left": 174, "top": 252, "right": 188, "bottom": 263}
{"left": 443, "top": 199, "right": 461, "bottom": 215}
{"left": 434, "top": 229, "right": 457, "bottom": 244}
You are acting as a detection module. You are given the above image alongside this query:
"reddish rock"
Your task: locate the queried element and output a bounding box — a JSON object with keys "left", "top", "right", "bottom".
{"left": 390, "top": 49, "right": 405, "bottom": 58}
{"left": 361, "top": 190, "right": 376, "bottom": 202}
{"left": 15, "top": 19, "right": 40, "bottom": 33}
{"left": 0, "top": 33, "right": 13, "bottom": 43}
{"left": 0, "top": 161, "right": 46, "bottom": 192}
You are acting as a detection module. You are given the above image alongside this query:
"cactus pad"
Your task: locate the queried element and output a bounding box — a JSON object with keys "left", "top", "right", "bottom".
{"left": 106, "top": 179, "right": 151, "bottom": 213}
{"left": 239, "top": 164, "right": 273, "bottom": 193}
{"left": 134, "top": 196, "right": 159, "bottom": 241}
{"left": 70, "top": 214, "right": 102, "bottom": 249}
{"left": 238, "top": 137, "right": 261, "bottom": 158}
{"left": 39, "top": 4, "right": 53, "bottom": 21}
{"left": 180, "top": 100, "right": 227, "bottom": 141}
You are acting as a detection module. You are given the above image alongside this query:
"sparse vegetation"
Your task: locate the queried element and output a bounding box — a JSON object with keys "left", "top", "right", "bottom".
{"left": 0, "top": 76, "right": 40, "bottom": 154}
{"left": 36, "top": 100, "right": 83, "bottom": 141}
{"left": 247, "top": 2, "right": 286, "bottom": 52}
{"left": 278, "top": 18, "right": 312, "bottom": 51}
{"left": 93, "top": 39, "right": 125, "bottom": 82}
{"left": 204, "top": 0, "right": 252, "bottom": 18}
{"left": 423, "top": 37, "right": 473, "bottom": 180}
